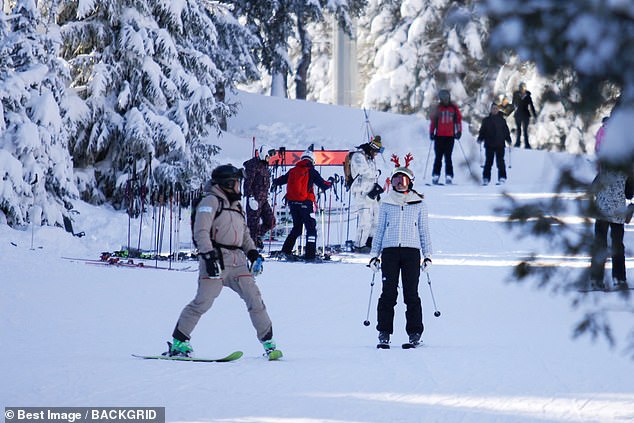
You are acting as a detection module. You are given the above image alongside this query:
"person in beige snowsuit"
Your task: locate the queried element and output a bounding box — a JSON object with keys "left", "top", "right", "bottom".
{"left": 168, "top": 164, "right": 280, "bottom": 358}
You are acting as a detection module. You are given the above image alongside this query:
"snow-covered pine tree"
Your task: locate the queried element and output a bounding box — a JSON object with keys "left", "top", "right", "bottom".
{"left": 228, "top": 0, "right": 365, "bottom": 99}
{"left": 58, "top": 0, "right": 259, "bottom": 208}
{"left": 360, "top": 0, "right": 488, "bottom": 116}
{"left": 0, "top": 0, "right": 78, "bottom": 227}
{"left": 484, "top": 0, "right": 634, "bottom": 358}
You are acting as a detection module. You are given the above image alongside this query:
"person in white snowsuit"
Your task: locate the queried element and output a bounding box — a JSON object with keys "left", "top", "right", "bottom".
{"left": 349, "top": 136, "right": 384, "bottom": 252}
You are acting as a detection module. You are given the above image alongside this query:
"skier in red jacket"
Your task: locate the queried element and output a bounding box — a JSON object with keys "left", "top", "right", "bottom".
{"left": 429, "top": 89, "right": 462, "bottom": 185}
{"left": 271, "top": 150, "right": 332, "bottom": 261}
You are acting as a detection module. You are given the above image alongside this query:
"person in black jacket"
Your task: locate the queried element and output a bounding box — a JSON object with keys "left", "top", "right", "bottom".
{"left": 512, "top": 82, "right": 537, "bottom": 148}
{"left": 477, "top": 103, "right": 512, "bottom": 185}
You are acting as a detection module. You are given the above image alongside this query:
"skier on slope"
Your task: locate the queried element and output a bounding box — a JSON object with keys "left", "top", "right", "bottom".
{"left": 167, "top": 164, "right": 281, "bottom": 359}
{"left": 243, "top": 148, "right": 276, "bottom": 249}
{"left": 349, "top": 135, "right": 384, "bottom": 253}
{"left": 271, "top": 150, "right": 332, "bottom": 261}
{"left": 512, "top": 82, "right": 537, "bottom": 149}
{"left": 369, "top": 154, "right": 433, "bottom": 348}
{"left": 477, "top": 103, "right": 512, "bottom": 186}
{"left": 429, "top": 89, "right": 462, "bottom": 185}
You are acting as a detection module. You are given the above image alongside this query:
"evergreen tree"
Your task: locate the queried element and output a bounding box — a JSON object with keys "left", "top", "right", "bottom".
{"left": 359, "top": 0, "right": 488, "bottom": 116}
{"left": 58, "top": 0, "right": 259, "bottom": 208}
{"left": 0, "top": 0, "right": 78, "bottom": 227}
{"left": 484, "top": 0, "right": 634, "bottom": 357}
{"left": 226, "top": 0, "right": 365, "bottom": 99}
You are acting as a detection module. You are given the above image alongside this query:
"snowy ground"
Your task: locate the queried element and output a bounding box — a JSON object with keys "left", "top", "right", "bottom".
{"left": 2, "top": 92, "right": 634, "bottom": 422}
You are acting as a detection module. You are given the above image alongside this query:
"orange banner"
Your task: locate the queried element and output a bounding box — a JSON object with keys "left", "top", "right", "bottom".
{"left": 267, "top": 150, "right": 349, "bottom": 166}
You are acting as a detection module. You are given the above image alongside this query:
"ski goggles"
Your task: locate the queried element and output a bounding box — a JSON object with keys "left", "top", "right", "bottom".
{"left": 391, "top": 174, "right": 411, "bottom": 186}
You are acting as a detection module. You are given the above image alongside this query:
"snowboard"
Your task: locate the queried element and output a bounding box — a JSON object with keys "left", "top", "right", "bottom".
{"left": 132, "top": 351, "right": 243, "bottom": 363}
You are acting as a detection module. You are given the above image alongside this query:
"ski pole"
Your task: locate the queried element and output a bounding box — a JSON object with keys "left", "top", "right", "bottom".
{"left": 479, "top": 142, "right": 484, "bottom": 168}
{"left": 508, "top": 144, "right": 512, "bottom": 169}
{"left": 456, "top": 139, "right": 477, "bottom": 180}
{"left": 363, "top": 268, "right": 377, "bottom": 326}
{"left": 423, "top": 140, "right": 433, "bottom": 182}
{"left": 426, "top": 272, "right": 441, "bottom": 317}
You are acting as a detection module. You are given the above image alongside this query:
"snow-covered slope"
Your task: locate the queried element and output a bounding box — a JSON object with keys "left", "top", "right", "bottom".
{"left": 2, "top": 92, "right": 633, "bottom": 423}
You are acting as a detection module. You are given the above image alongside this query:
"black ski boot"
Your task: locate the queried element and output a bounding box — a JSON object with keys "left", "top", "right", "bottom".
{"left": 377, "top": 331, "right": 390, "bottom": 349}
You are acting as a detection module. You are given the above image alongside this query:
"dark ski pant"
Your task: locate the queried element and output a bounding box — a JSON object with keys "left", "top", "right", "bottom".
{"left": 282, "top": 200, "right": 317, "bottom": 259}
{"left": 482, "top": 145, "right": 507, "bottom": 181}
{"left": 590, "top": 220, "right": 626, "bottom": 282}
{"left": 432, "top": 136, "right": 455, "bottom": 178}
{"left": 514, "top": 115, "right": 531, "bottom": 148}
{"left": 246, "top": 200, "right": 275, "bottom": 245}
{"left": 376, "top": 247, "right": 424, "bottom": 336}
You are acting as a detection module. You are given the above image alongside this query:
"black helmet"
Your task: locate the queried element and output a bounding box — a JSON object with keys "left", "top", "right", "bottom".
{"left": 211, "top": 164, "right": 244, "bottom": 190}
{"left": 438, "top": 89, "right": 451, "bottom": 104}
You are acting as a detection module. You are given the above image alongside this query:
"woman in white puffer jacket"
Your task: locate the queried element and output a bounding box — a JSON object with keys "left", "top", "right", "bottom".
{"left": 369, "top": 162, "right": 433, "bottom": 348}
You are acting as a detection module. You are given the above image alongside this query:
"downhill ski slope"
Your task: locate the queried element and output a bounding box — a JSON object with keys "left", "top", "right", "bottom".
{"left": 1, "top": 92, "right": 633, "bottom": 423}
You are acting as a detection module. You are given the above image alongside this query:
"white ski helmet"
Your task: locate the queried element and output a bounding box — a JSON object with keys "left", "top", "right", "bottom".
{"left": 391, "top": 166, "right": 414, "bottom": 191}
{"left": 300, "top": 149, "right": 315, "bottom": 164}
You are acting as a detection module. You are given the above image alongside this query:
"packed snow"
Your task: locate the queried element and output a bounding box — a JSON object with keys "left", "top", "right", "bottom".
{"left": 2, "top": 92, "right": 633, "bottom": 422}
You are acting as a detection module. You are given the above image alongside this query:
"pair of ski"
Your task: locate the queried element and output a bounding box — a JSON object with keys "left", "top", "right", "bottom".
{"left": 132, "top": 349, "right": 282, "bottom": 363}
{"left": 377, "top": 343, "right": 420, "bottom": 350}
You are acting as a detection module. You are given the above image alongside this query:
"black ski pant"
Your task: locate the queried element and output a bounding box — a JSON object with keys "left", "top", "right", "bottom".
{"left": 376, "top": 247, "right": 424, "bottom": 336}
{"left": 590, "top": 220, "right": 626, "bottom": 282}
{"left": 247, "top": 199, "right": 275, "bottom": 246}
{"left": 282, "top": 200, "right": 317, "bottom": 259}
{"left": 482, "top": 145, "right": 507, "bottom": 181}
{"left": 514, "top": 115, "right": 531, "bottom": 148}
{"left": 432, "top": 136, "right": 455, "bottom": 178}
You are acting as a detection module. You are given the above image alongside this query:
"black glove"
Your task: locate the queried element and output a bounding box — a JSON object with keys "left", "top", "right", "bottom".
{"left": 246, "top": 249, "right": 261, "bottom": 264}
{"left": 270, "top": 183, "right": 277, "bottom": 193}
{"left": 368, "top": 257, "right": 381, "bottom": 272}
{"left": 455, "top": 131, "right": 462, "bottom": 140}
{"left": 421, "top": 257, "right": 432, "bottom": 273}
{"left": 202, "top": 250, "right": 221, "bottom": 277}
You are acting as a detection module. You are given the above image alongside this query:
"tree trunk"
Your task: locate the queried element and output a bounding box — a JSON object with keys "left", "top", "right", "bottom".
{"left": 295, "top": 13, "right": 312, "bottom": 100}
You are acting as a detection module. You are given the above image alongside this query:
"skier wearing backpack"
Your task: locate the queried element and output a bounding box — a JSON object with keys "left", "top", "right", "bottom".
{"left": 271, "top": 150, "right": 332, "bottom": 261}
{"left": 429, "top": 89, "right": 462, "bottom": 185}
{"left": 348, "top": 135, "right": 384, "bottom": 252}
{"left": 243, "top": 149, "right": 275, "bottom": 249}
{"left": 168, "top": 164, "right": 281, "bottom": 359}
{"left": 368, "top": 154, "right": 433, "bottom": 348}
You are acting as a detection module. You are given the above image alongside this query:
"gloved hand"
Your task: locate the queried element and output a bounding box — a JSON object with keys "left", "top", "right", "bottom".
{"left": 270, "top": 183, "right": 277, "bottom": 193}
{"left": 247, "top": 249, "right": 264, "bottom": 275}
{"left": 429, "top": 134, "right": 436, "bottom": 142}
{"left": 251, "top": 256, "right": 264, "bottom": 276}
{"left": 247, "top": 249, "right": 261, "bottom": 263}
{"left": 369, "top": 257, "right": 381, "bottom": 272}
{"left": 248, "top": 196, "right": 259, "bottom": 210}
{"left": 477, "top": 138, "right": 483, "bottom": 144}
{"left": 202, "top": 250, "right": 221, "bottom": 277}
{"left": 455, "top": 131, "right": 462, "bottom": 140}
{"left": 421, "top": 257, "right": 432, "bottom": 272}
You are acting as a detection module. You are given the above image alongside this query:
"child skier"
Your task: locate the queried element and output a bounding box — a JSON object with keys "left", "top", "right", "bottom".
{"left": 369, "top": 154, "right": 433, "bottom": 348}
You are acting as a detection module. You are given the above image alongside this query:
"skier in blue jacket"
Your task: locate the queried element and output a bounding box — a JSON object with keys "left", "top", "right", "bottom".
{"left": 369, "top": 157, "right": 433, "bottom": 348}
